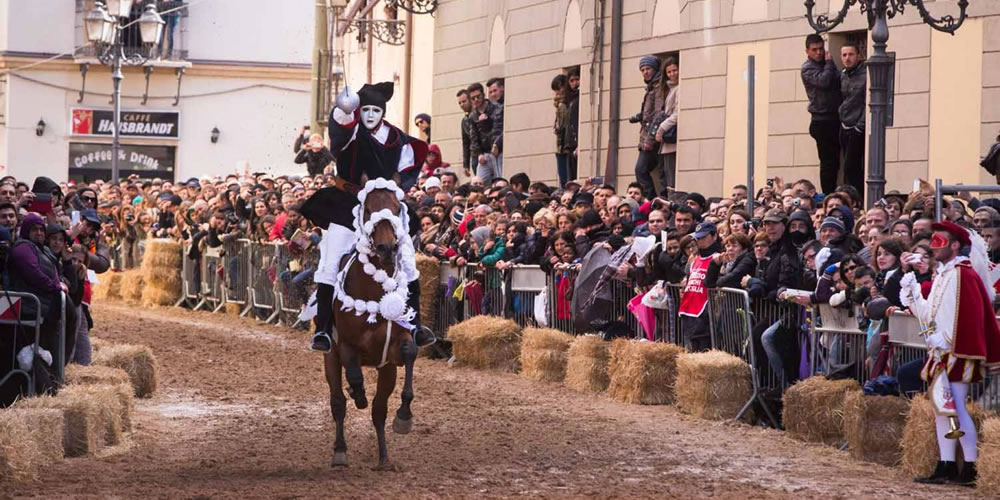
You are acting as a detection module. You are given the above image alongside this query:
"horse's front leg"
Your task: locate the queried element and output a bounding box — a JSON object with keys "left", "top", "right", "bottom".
{"left": 393, "top": 337, "right": 416, "bottom": 434}
{"left": 324, "top": 349, "right": 348, "bottom": 467}
{"left": 339, "top": 342, "right": 368, "bottom": 409}
{"left": 373, "top": 365, "right": 397, "bottom": 470}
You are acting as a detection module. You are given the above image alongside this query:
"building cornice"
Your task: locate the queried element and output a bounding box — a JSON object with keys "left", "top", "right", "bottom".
{"left": 0, "top": 51, "right": 310, "bottom": 81}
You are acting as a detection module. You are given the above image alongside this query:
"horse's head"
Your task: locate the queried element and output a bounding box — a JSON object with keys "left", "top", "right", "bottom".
{"left": 363, "top": 187, "right": 402, "bottom": 263}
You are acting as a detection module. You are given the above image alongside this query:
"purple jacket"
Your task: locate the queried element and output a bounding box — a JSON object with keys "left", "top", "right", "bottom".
{"left": 10, "top": 213, "right": 62, "bottom": 295}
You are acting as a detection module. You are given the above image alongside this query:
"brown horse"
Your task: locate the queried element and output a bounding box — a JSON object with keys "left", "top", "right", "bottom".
{"left": 324, "top": 185, "right": 418, "bottom": 470}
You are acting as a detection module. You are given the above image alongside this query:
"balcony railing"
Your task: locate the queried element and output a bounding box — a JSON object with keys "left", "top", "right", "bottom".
{"left": 75, "top": 0, "right": 188, "bottom": 63}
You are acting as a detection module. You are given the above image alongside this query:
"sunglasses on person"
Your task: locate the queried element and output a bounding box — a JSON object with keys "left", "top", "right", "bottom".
{"left": 843, "top": 265, "right": 858, "bottom": 273}
{"left": 82, "top": 195, "right": 97, "bottom": 204}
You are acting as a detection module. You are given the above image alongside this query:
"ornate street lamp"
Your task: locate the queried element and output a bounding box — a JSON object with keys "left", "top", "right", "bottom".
{"left": 805, "top": 0, "right": 969, "bottom": 207}
{"left": 84, "top": 1, "right": 165, "bottom": 183}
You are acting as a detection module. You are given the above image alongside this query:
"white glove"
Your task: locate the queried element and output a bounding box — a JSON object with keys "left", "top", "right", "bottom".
{"left": 898, "top": 271, "right": 919, "bottom": 308}
{"left": 926, "top": 331, "right": 949, "bottom": 351}
{"left": 335, "top": 86, "right": 360, "bottom": 114}
{"left": 829, "top": 290, "right": 847, "bottom": 307}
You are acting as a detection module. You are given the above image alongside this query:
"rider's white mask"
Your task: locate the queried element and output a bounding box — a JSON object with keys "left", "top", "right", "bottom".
{"left": 361, "top": 105, "right": 384, "bottom": 131}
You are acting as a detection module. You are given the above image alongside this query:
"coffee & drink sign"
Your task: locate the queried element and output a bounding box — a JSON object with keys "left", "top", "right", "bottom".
{"left": 70, "top": 108, "right": 179, "bottom": 139}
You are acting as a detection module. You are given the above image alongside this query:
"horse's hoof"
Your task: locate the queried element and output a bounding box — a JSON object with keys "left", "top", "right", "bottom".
{"left": 346, "top": 387, "right": 368, "bottom": 410}
{"left": 392, "top": 416, "right": 413, "bottom": 435}
{"left": 331, "top": 451, "right": 348, "bottom": 467}
{"left": 374, "top": 461, "right": 398, "bottom": 472}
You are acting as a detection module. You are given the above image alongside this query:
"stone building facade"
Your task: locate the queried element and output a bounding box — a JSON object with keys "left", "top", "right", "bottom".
{"left": 431, "top": 0, "right": 1000, "bottom": 198}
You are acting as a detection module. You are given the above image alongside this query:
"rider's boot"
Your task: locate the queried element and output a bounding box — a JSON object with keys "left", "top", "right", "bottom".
{"left": 406, "top": 279, "right": 436, "bottom": 347}
{"left": 310, "top": 283, "right": 337, "bottom": 353}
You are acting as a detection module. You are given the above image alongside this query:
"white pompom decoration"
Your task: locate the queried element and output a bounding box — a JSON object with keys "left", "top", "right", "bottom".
{"left": 363, "top": 263, "right": 376, "bottom": 275}
{"left": 373, "top": 270, "right": 388, "bottom": 283}
{"left": 366, "top": 301, "right": 380, "bottom": 313}
{"left": 381, "top": 277, "right": 397, "bottom": 292}
{"left": 379, "top": 292, "right": 407, "bottom": 320}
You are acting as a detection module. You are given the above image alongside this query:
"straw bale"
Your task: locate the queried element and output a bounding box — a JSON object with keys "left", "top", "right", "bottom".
{"left": 415, "top": 255, "right": 439, "bottom": 330}
{"left": 59, "top": 384, "right": 123, "bottom": 446}
{"left": 979, "top": 418, "right": 1000, "bottom": 496}
{"left": 91, "top": 271, "right": 123, "bottom": 301}
{"left": 64, "top": 364, "right": 130, "bottom": 388}
{"left": 607, "top": 339, "right": 684, "bottom": 405}
{"left": 520, "top": 328, "right": 574, "bottom": 383}
{"left": 447, "top": 316, "right": 521, "bottom": 371}
{"left": 19, "top": 394, "right": 100, "bottom": 457}
{"left": 89, "top": 336, "right": 109, "bottom": 354}
{"left": 224, "top": 303, "right": 243, "bottom": 316}
{"left": 141, "top": 267, "right": 182, "bottom": 291}
{"left": 564, "top": 335, "right": 611, "bottom": 393}
{"left": 841, "top": 392, "right": 910, "bottom": 466}
{"left": 140, "top": 239, "right": 183, "bottom": 269}
{"left": 901, "top": 394, "right": 988, "bottom": 477}
{"left": 93, "top": 344, "right": 159, "bottom": 398}
{"left": 119, "top": 270, "right": 145, "bottom": 304}
{"left": 782, "top": 376, "right": 860, "bottom": 445}
{"left": 675, "top": 350, "right": 753, "bottom": 420}
{"left": 141, "top": 285, "right": 181, "bottom": 307}
{"left": 0, "top": 408, "right": 63, "bottom": 483}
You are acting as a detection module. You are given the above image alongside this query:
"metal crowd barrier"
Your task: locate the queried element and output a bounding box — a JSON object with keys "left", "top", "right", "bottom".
{"left": 546, "top": 265, "right": 579, "bottom": 334}
{"left": 0, "top": 292, "right": 53, "bottom": 398}
{"left": 810, "top": 303, "right": 869, "bottom": 383}
{"left": 176, "top": 243, "right": 200, "bottom": 308}
{"left": 706, "top": 287, "right": 781, "bottom": 427}
{"left": 249, "top": 242, "right": 280, "bottom": 323}
{"left": 509, "top": 265, "right": 545, "bottom": 328}
{"left": 198, "top": 245, "right": 225, "bottom": 313}
{"left": 222, "top": 239, "right": 252, "bottom": 316}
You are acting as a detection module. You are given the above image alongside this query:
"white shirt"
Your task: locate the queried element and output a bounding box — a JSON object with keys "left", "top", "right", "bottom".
{"left": 901, "top": 256, "right": 964, "bottom": 351}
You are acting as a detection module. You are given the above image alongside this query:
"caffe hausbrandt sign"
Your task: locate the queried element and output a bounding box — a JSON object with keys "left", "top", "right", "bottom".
{"left": 70, "top": 107, "right": 179, "bottom": 139}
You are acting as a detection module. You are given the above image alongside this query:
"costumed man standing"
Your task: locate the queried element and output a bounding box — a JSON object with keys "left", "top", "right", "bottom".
{"left": 899, "top": 221, "right": 1000, "bottom": 486}
{"left": 301, "top": 82, "right": 435, "bottom": 354}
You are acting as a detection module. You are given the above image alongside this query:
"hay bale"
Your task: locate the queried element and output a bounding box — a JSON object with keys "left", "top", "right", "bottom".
{"left": 92, "top": 272, "right": 123, "bottom": 301}
{"left": 140, "top": 239, "right": 183, "bottom": 268}
{"left": 415, "top": 255, "right": 439, "bottom": 331}
{"left": 564, "top": 335, "right": 611, "bottom": 393}
{"left": 58, "top": 384, "right": 124, "bottom": 446}
{"left": 224, "top": 303, "right": 242, "bottom": 316}
{"left": 89, "top": 337, "right": 109, "bottom": 354}
{"left": 520, "top": 328, "right": 574, "bottom": 383}
{"left": 93, "top": 344, "right": 159, "bottom": 398}
{"left": 119, "top": 270, "right": 145, "bottom": 304}
{"left": 140, "top": 285, "right": 181, "bottom": 307}
{"left": 64, "top": 364, "right": 130, "bottom": 387}
{"left": 607, "top": 339, "right": 684, "bottom": 405}
{"left": 19, "top": 394, "right": 101, "bottom": 457}
{"left": 675, "top": 350, "right": 753, "bottom": 420}
{"left": 782, "top": 376, "right": 860, "bottom": 445}
{"left": 901, "top": 394, "right": 988, "bottom": 477}
{"left": 142, "top": 267, "right": 182, "bottom": 291}
{"left": 980, "top": 418, "right": 1000, "bottom": 496}
{"left": 447, "top": 316, "right": 521, "bottom": 371}
{"left": 842, "top": 392, "right": 910, "bottom": 466}
{"left": 0, "top": 408, "right": 63, "bottom": 483}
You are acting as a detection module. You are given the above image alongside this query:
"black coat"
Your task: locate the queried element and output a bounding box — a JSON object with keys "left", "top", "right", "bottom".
{"left": 294, "top": 147, "right": 335, "bottom": 177}
{"left": 706, "top": 251, "right": 756, "bottom": 289}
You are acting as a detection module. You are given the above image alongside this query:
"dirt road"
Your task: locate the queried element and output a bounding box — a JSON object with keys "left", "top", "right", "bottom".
{"left": 6, "top": 303, "right": 968, "bottom": 498}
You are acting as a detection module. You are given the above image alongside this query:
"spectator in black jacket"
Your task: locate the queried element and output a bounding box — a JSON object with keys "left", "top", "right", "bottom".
{"left": 800, "top": 34, "right": 842, "bottom": 194}
{"left": 456, "top": 89, "right": 474, "bottom": 176}
{"left": 294, "top": 133, "right": 335, "bottom": 177}
{"left": 574, "top": 209, "right": 611, "bottom": 257}
{"left": 706, "top": 232, "right": 755, "bottom": 289}
{"left": 467, "top": 83, "right": 503, "bottom": 179}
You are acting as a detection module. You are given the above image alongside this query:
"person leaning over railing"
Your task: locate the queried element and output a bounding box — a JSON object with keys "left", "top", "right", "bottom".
{"left": 705, "top": 232, "right": 755, "bottom": 289}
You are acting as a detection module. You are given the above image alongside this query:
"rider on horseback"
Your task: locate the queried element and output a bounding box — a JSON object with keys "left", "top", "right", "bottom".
{"left": 303, "top": 82, "right": 436, "bottom": 353}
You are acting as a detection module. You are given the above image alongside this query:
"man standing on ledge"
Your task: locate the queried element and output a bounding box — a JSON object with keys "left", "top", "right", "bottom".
{"left": 839, "top": 42, "right": 867, "bottom": 197}
{"left": 801, "top": 34, "right": 842, "bottom": 195}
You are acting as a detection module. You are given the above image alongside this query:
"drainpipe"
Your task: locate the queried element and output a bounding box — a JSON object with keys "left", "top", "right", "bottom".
{"left": 402, "top": 8, "right": 414, "bottom": 134}
{"left": 603, "top": 0, "right": 623, "bottom": 182}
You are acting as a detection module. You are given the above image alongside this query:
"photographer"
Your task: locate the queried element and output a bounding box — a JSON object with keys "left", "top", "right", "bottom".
{"left": 294, "top": 133, "right": 335, "bottom": 177}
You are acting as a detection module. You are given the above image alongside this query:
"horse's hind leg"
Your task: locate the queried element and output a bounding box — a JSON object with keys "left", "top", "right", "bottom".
{"left": 324, "top": 350, "right": 348, "bottom": 467}
{"left": 339, "top": 343, "right": 368, "bottom": 409}
{"left": 372, "top": 365, "right": 397, "bottom": 470}
{"left": 393, "top": 338, "right": 416, "bottom": 434}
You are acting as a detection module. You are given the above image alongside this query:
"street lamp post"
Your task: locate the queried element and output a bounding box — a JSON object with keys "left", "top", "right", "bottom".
{"left": 805, "top": 0, "right": 969, "bottom": 207}
{"left": 84, "top": 1, "right": 164, "bottom": 183}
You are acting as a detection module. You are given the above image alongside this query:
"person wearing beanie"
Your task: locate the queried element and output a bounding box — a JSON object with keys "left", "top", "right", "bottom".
{"left": 684, "top": 192, "right": 707, "bottom": 215}
{"left": 574, "top": 208, "right": 611, "bottom": 256}
{"left": 629, "top": 55, "right": 667, "bottom": 199}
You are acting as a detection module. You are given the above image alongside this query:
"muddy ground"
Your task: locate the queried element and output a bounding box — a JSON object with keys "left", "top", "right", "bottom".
{"left": 5, "top": 302, "right": 969, "bottom": 499}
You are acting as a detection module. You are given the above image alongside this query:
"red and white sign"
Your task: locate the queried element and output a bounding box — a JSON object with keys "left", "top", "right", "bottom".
{"left": 0, "top": 296, "right": 22, "bottom": 321}
{"left": 679, "top": 254, "right": 715, "bottom": 317}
